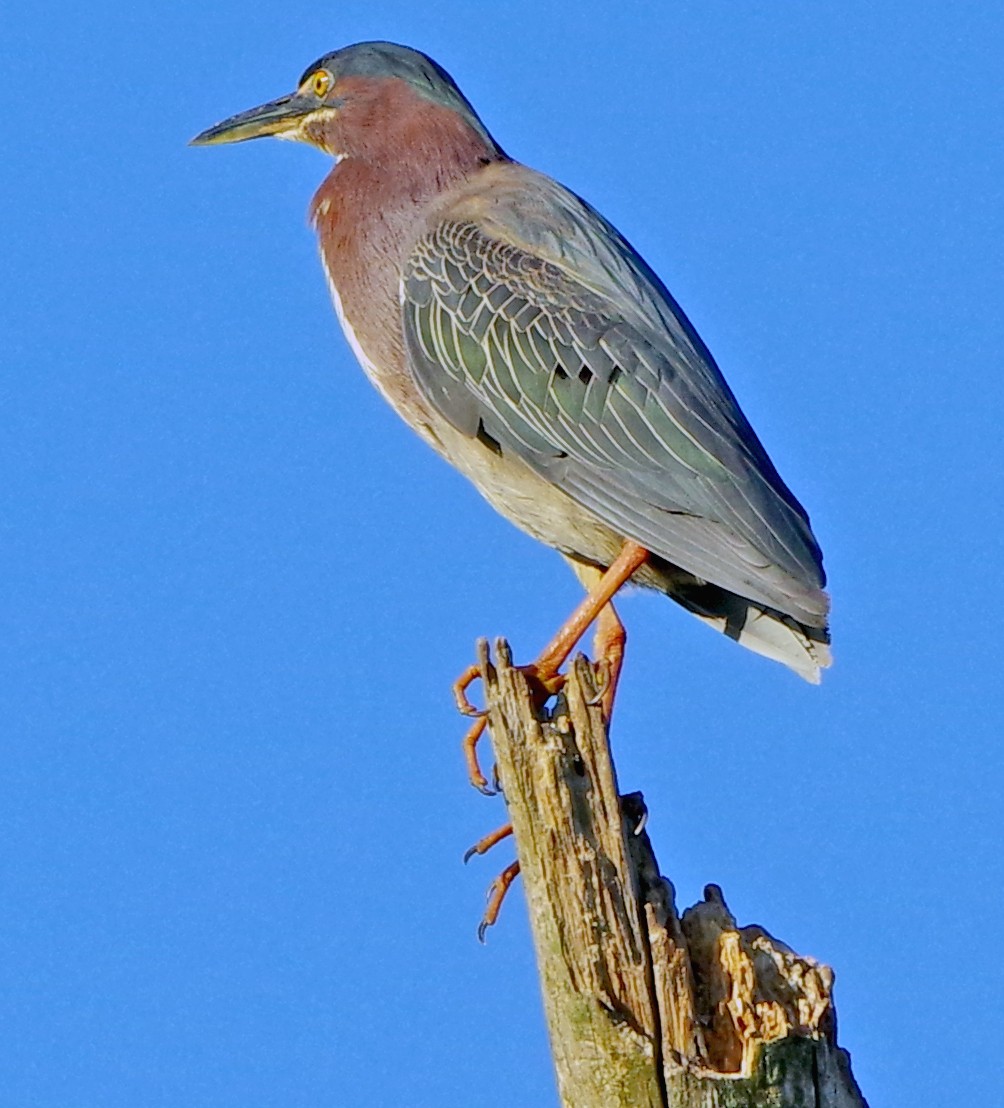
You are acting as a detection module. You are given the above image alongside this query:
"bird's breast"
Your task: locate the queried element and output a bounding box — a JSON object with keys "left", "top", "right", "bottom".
{"left": 318, "top": 247, "right": 404, "bottom": 408}
{"left": 312, "top": 185, "right": 445, "bottom": 451}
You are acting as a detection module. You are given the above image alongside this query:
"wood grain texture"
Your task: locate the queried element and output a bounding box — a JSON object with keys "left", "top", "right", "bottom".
{"left": 477, "top": 639, "right": 867, "bottom": 1108}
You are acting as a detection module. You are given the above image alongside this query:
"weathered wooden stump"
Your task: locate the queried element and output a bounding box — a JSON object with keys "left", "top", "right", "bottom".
{"left": 473, "top": 638, "right": 867, "bottom": 1108}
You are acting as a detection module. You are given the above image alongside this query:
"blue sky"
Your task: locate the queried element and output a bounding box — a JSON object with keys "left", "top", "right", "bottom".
{"left": 2, "top": 3, "right": 1002, "bottom": 1105}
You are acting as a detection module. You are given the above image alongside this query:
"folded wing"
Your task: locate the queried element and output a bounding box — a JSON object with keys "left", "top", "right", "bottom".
{"left": 401, "top": 167, "right": 827, "bottom": 627}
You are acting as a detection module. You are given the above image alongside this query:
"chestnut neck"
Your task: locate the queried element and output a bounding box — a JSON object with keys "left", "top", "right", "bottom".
{"left": 310, "top": 76, "right": 504, "bottom": 219}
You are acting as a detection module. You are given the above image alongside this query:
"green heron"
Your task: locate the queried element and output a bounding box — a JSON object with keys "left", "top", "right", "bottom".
{"left": 192, "top": 41, "right": 830, "bottom": 795}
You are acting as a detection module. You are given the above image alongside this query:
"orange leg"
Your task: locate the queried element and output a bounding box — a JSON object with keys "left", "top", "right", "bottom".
{"left": 455, "top": 540, "right": 649, "bottom": 790}
{"left": 530, "top": 541, "right": 648, "bottom": 680}
{"left": 591, "top": 600, "right": 627, "bottom": 721}
{"left": 478, "top": 859, "right": 521, "bottom": 943}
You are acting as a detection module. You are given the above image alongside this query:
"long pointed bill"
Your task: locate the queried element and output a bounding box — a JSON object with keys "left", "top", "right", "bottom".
{"left": 190, "top": 92, "right": 315, "bottom": 146}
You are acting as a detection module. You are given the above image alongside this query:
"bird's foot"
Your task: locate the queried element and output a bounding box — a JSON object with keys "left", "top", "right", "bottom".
{"left": 453, "top": 659, "right": 565, "bottom": 717}
{"left": 456, "top": 657, "right": 566, "bottom": 793}
{"left": 463, "top": 814, "right": 518, "bottom": 944}
{"left": 463, "top": 821, "right": 513, "bottom": 864}
{"left": 463, "top": 716, "right": 495, "bottom": 795}
{"left": 477, "top": 859, "right": 521, "bottom": 943}
{"left": 453, "top": 663, "right": 485, "bottom": 717}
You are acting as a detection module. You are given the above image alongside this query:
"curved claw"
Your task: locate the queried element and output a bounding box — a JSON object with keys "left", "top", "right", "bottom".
{"left": 584, "top": 660, "right": 611, "bottom": 709}
{"left": 477, "top": 860, "right": 521, "bottom": 944}
{"left": 464, "top": 822, "right": 513, "bottom": 865}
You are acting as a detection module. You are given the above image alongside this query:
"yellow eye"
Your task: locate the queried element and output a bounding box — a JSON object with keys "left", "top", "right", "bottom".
{"left": 311, "top": 70, "right": 332, "bottom": 98}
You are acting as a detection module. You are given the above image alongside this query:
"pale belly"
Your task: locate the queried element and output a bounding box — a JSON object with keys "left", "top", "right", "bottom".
{"left": 433, "top": 418, "right": 626, "bottom": 569}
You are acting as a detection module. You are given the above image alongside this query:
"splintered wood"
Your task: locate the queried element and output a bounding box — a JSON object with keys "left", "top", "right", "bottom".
{"left": 678, "top": 885, "right": 834, "bottom": 1075}
{"left": 476, "top": 639, "right": 867, "bottom": 1108}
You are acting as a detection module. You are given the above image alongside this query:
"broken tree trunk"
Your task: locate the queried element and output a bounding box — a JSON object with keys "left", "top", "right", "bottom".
{"left": 473, "top": 638, "right": 867, "bottom": 1108}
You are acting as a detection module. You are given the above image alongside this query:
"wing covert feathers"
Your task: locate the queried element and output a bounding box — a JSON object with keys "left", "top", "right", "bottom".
{"left": 401, "top": 164, "right": 830, "bottom": 678}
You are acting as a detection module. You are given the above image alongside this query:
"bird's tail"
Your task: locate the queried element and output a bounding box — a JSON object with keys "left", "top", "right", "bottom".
{"left": 667, "top": 578, "right": 831, "bottom": 684}
{"left": 565, "top": 553, "right": 831, "bottom": 683}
